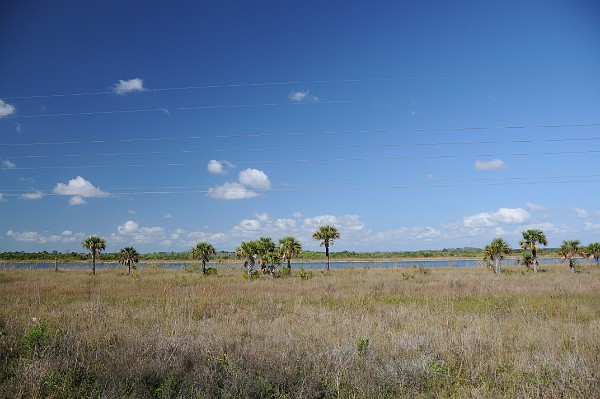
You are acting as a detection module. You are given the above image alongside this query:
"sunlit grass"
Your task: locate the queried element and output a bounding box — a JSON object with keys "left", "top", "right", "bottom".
{"left": 1, "top": 264, "right": 599, "bottom": 398}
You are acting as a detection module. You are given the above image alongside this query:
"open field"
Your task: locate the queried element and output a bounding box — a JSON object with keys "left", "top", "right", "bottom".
{"left": 1, "top": 265, "right": 599, "bottom": 398}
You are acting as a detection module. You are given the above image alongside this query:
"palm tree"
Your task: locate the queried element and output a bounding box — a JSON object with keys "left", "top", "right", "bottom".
{"left": 278, "top": 236, "right": 302, "bottom": 271}
{"left": 81, "top": 236, "right": 106, "bottom": 275}
{"left": 190, "top": 242, "right": 216, "bottom": 275}
{"left": 586, "top": 242, "right": 600, "bottom": 266}
{"left": 519, "top": 253, "right": 535, "bottom": 271}
{"left": 519, "top": 229, "right": 547, "bottom": 273}
{"left": 312, "top": 225, "right": 340, "bottom": 274}
{"left": 256, "top": 237, "right": 276, "bottom": 274}
{"left": 483, "top": 238, "right": 511, "bottom": 274}
{"left": 118, "top": 246, "right": 140, "bottom": 275}
{"left": 559, "top": 240, "right": 583, "bottom": 273}
{"left": 236, "top": 240, "right": 259, "bottom": 277}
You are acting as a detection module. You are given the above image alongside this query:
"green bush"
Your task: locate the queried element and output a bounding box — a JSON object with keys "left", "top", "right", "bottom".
{"left": 297, "top": 267, "right": 313, "bottom": 280}
{"left": 23, "top": 322, "right": 51, "bottom": 352}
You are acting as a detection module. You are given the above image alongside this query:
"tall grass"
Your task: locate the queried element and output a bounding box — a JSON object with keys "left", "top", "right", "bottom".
{"left": 1, "top": 265, "right": 599, "bottom": 398}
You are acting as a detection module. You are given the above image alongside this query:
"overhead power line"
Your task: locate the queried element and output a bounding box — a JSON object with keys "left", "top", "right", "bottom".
{"left": 1, "top": 123, "right": 599, "bottom": 148}
{"left": 3, "top": 136, "right": 600, "bottom": 160}
{"left": 5, "top": 149, "right": 600, "bottom": 170}
{"left": 2, "top": 75, "right": 490, "bottom": 100}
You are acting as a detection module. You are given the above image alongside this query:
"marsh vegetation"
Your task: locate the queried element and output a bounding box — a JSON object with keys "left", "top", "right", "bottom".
{"left": 1, "top": 264, "right": 599, "bottom": 398}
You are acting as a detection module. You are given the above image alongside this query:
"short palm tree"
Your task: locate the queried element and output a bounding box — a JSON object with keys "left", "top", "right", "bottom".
{"left": 519, "top": 253, "right": 535, "bottom": 271}
{"left": 236, "top": 240, "right": 259, "bottom": 276}
{"left": 278, "top": 236, "right": 302, "bottom": 271}
{"left": 256, "top": 237, "right": 276, "bottom": 274}
{"left": 190, "top": 242, "right": 216, "bottom": 275}
{"left": 559, "top": 240, "right": 583, "bottom": 273}
{"left": 586, "top": 242, "right": 600, "bottom": 266}
{"left": 312, "top": 225, "right": 340, "bottom": 274}
{"left": 483, "top": 238, "right": 511, "bottom": 274}
{"left": 519, "top": 229, "right": 547, "bottom": 273}
{"left": 118, "top": 246, "right": 140, "bottom": 275}
{"left": 81, "top": 236, "right": 106, "bottom": 275}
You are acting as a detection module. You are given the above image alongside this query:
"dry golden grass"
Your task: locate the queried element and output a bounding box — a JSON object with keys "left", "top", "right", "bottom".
{"left": 1, "top": 264, "right": 599, "bottom": 398}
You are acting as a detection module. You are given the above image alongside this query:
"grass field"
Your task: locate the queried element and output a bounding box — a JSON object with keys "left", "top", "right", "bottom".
{"left": 1, "top": 264, "right": 599, "bottom": 398}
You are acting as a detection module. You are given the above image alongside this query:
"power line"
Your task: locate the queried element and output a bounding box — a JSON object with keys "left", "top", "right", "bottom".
{"left": 2, "top": 75, "right": 490, "bottom": 100}
{"left": 5, "top": 149, "right": 600, "bottom": 170}
{"left": 1, "top": 123, "right": 599, "bottom": 148}
{"left": 3, "top": 136, "right": 600, "bottom": 160}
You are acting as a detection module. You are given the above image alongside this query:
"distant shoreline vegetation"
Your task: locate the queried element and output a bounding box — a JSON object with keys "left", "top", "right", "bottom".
{"left": 1, "top": 247, "right": 562, "bottom": 263}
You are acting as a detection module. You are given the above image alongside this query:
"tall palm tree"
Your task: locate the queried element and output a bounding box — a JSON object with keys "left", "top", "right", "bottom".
{"left": 586, "top": 242, "right": 600, "bottom": 266}
{"left": 236, "top": 240, "right": 259, "bottom": 276}
{"left": 118, "top": 246, "right": 140, "bottom": 275}
{"left": 190, "top": 242, "right": 216, "bottom": 275}
{"left": 519, "top": 229, "right": 547, "bottom": 273}
{"left": 559, "top": 240, "right": 583, "bottom": 273}
{"left": 312, "top": 225, "right": 340, "bottom": 274}
{"left": 483, "top": 238, "right": 511, "bottom": 274}
{"left": 81, "top": 236, "right": 106, "bottom": 275}
{"left": 278, "top": 236, "right": 302, "bottom": 271}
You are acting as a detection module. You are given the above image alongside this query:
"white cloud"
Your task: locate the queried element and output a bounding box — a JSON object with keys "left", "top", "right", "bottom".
{"left": 0, "top": 100, "right": 15, "bottom": 117}
{"left": 585, "top": 222, "right": 600, "bottom": 231}
{"left": 254, "top": 212, "right": 269, "bottom": 222}
{"left": 69, "top": 196, "right": 86, "bottom": 206}
{"left": 164, "top": 213, "right": 173, "bottom": 219}
{"left": 2, "top": 160, "right": 16, "bottom": 169}
{"left": 20, "top": 191, "right": 43, "bottom": 200}
{"left": 238, "top": 168, "right": 271, "bottom": 189}
{"left": 118, "top": 220, "right": 139, "bottom": 234}
{"left": 208, "top": 182, "right": 259, "bottom": 200}
{"left": 53, "top": 176, "right": 108, "bottom": 204}
{"left": 292, "top": 211, "right": 302, "bottom": 218}
{"left": 208, "top": 168, "right": 271, "bottom": 200}
{"left": 526, "top": 202, "right": 548, "bottom": 212}
{"left": 113, "top": 78, "right": 145, "bottom": 95}
{"left": 15, "top": 123, "right": 22, "bottom": 133}
{"left": 207, "top": 160, "right": 234, "bottom": 175}
{"left": 0, "top": 193, "right": 6, "bottom": 203}
{"left": 463, "top": 208, "right": 530, "bottom": 227}
{"left": 570, "top": 207, "right": 588, "bottom": 218}
{"left": 288, "top": 89, "right": 319, "bottom": 103}
{"left": 6, "top": 229, "right": 84, "bottom": 243}
{"left": 474, "top": 159, "right": 507, "bottom": 170}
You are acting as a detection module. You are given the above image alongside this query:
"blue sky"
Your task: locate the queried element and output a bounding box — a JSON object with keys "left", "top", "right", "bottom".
{"left": 1, "top": 0, "right": 600, "bottom": 253}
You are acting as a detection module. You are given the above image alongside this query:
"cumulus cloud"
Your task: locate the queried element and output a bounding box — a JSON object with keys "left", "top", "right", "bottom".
{"left": 6, "top": 229, "right": 84, "bottom": 243}
{"left": 0, "top": 100, "right": 15, "bottom": 117}
{"left": 208, "top": 182, "right": 258, "bottom": 200}
{"left": 570, "top": 207, "right": 588, "bottom": 218}
{"left": 474, "top": 159, "right": 507, "bottom": 170}
{"left": 463, "top": 208, "right": 530, "bottom": 227}
{"left": 20, "top": 191, "right": 43, "bottom": 200}
{"left": 288, "top": 89, "right": 319, "bottom": 103}
{"left": 207, "top": 160, "right": 234, "bottom": 175}
{"left": 238, "top": 168, "right": 271, "bottom": 189}
{"left": 526, "top": 202, "right": 548, "bottom": 212}
{"left": 114, "top": 220, "right": 165, "bottom": 245}
{"left": 208, "top": 168, "right": 271, "bottom": 200}
{"left": 113, "top": 78, "right": 145, "bottom": 95}
{"left": 53, "top": 176, "right": 108, "bottom": 204}
{"left": 2, "top": 160, "right": 16, "bottom": 169}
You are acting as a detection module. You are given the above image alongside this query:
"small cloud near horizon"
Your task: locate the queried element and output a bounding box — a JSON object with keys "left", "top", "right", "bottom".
{"left": 288, "top": 89, "right": 319, "bottom": 103}
{"left": 474, "top": 159, "right": 507, "bottom": 170}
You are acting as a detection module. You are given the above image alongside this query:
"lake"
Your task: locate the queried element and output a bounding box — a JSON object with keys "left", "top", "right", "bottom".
{"left": 0, "top": 257, "right": 592, "bottom": 270}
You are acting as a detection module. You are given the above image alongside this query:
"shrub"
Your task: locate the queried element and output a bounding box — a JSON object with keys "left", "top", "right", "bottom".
{"left": 23, "top": 322, "right": 51, "bottom": 352}
{"left": 205, "top": 267, "right": 218, "bottom": 275}
{"left": 297, "top": 267, "right": 313, "bottom": 280}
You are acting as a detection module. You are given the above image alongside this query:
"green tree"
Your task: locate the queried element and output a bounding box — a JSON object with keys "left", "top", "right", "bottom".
{"left": 190, "top": 242, "right": 216, "bottom": 275}
{"left": 483, "top": 238, "right": 511, "bottom": 274}
{"left": 519, "top": 229, "right": 547, "bottom": 273}
{"left": 278, "top": 236, "right": 302, "bottom": 271}
{"left": 118, "top": 246, "right": 139, "bottom": 275}
{"left": 559, "top": 240, "right": 583, "bottom": 273}
{"left": 256, "top": 237, "right": 277, "bottom": 274}
{"left": 81, "top": 236, "right": 106, "bottom": 275}
{"left": 312, "top": 225, "right": 340, "bottom": 274}
{"left": 236, "top": 240, "right": 259, "bottom": 277}
{"left": 586, "top": 242, "right": 600, "bottom": 266}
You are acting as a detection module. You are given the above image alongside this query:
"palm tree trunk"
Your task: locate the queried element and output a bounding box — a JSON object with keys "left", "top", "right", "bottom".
{"left": 532, "top": 248, "right": 538, "bottom": 273}
{"left": 494, "top": 256, "right": 500, "bottom": 274}
{"left": 92, "top": 253, "right": 96, "bottom": 275}
{"left": 325, "top": 243, "right": 330, "bottom": 274}
{"left": 127, "top": 260, "right": 131, "bottom": 275}
{"left": 202, "top": 260, "right": 207, "bottom": 275}
{"left": 287, "top": 258, "right": 291, "bottom": 271}
{"left": 569, "top": 258, "right": 576, "bottom": 273}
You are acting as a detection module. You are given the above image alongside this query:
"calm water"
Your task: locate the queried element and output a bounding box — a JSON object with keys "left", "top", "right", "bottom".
{"left": 0, "top": 257, "right": 592, "bottom": 270}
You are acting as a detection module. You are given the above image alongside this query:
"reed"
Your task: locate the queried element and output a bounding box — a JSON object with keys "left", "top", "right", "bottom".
{"left": 1, "top": 264, "right": 599, "bottom": 398}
